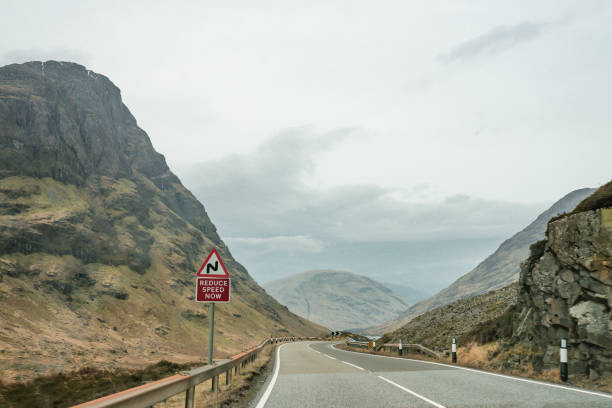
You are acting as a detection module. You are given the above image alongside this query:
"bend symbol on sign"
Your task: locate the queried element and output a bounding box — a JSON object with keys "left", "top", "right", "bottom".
{"left": 207, "top": 261, "right": 219, "bottom": 274}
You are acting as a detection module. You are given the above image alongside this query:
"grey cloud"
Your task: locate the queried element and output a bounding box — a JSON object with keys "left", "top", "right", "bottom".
{"left": 439, "top": 20, "right": 561, "bottom": 64}
{"left": 180, "top": 128, "right": 543, "bottom": 290}
{"left": 226, "top": 235, "right": 324, "bottom": 254}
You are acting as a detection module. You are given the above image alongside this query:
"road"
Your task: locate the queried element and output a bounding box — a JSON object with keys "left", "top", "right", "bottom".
{"left": 253, "top": 341, "right": 612, "bottom": 408}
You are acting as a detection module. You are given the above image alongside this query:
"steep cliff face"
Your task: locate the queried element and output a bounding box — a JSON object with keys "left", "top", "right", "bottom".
{"left": 0, "top": 61, "right": 325, "bottom": 381}
{"left": 513, "top": 197, "right": 612, "bottom": 378}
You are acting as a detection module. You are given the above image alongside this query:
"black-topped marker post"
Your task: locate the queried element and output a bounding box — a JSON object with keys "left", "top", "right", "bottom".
{"left": 560, "top": 338, "right": 568, "bottom": 382}
{"left": 452, "top": 337, "right": 457, "bottom": 363}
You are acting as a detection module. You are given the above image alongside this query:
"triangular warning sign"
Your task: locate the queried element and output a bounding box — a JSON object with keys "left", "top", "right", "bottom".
{"left": 196, "top": 248, "right": 229, "bottom": 277}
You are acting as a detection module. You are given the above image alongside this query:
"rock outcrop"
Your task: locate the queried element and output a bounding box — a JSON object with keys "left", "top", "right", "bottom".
{"left": 513, "top": 202, "right": 612, "bottom": 378}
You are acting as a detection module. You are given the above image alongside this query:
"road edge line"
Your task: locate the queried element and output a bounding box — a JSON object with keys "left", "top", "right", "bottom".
{"left": 377, "top": 375, "right": 446, "bottom": 408}
{"left": 254, "top": 343, "right": 286, "bottom": 408}
{"left": 332, "top": 344, "right": 612, "bottom": 399}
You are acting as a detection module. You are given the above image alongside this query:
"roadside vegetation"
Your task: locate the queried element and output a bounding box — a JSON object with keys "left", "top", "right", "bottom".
{"left": 0, "top": 360, "right": 200, "bottom": 408}
{"left": 152, "top": 344, "right": 275, "bottom": 408}
{"left": 0, "top": 344, "right": 278, "bottom": 408}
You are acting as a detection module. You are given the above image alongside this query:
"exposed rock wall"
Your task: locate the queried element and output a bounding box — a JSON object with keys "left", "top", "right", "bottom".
{"left": 513, "top": 208, "right": 612, "bottom": 379}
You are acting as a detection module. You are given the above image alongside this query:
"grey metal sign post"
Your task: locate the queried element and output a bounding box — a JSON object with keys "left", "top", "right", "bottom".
{"left": 208, "top": 303, "right": 215, "bottom": 364}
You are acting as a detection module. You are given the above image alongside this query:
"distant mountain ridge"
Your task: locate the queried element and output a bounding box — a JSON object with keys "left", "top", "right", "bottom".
{"left": 264, "top": 270, "right": 411, "bottom": 330}
{"left": 369, "top": 188, "right": 595, "bottom": 334}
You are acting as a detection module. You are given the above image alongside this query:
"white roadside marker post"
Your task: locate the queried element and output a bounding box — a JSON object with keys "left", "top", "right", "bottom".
{"left": 560, "top": 338, "right": 568, "bottom": 382}
{"left": 399, "top": 339, "right": 403, "bottom": 356}
{"left": 452, "top": 337, "right": 457, "bottom": 363}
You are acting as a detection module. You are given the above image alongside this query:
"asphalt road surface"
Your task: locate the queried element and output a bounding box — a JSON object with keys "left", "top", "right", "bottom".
{"left": 253, "top": 341, "right": 612, "bottom": 408}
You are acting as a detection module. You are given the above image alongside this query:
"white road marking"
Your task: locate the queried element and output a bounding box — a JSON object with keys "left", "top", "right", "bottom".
{"left": 342, "top": 361, "right": 365, "bottom": 371}
{"left": 309, "top": 343, "right": 366, "bottom": 371}
{"left": 255, "top": 343, "right": 286, "bottom": 408}
{"left": 333, "top": 344, "right": 612, "bottom": 400}
{"left": 378, "top": 375, "right": 447, "bottom": 408}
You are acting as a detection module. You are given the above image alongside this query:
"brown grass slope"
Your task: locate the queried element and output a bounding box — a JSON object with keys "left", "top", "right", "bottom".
{"left": 0, "top": 61, "right": 326, "bottom": 382}
{"left": 572, "top": 179, "right": 612, "bottom": 214}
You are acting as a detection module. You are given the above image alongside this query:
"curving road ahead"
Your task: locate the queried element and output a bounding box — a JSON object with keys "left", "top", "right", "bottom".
{"left": 252, "top": 341, "right": 612, "bottom": 408}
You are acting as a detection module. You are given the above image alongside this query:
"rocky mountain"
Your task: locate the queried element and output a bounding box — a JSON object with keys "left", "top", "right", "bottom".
{"left": 370, "top": 188, "right": 595, "bottom": 334}
{"left": 512, "top": 180, "right": 612, "bottom": 378}
{"left": 264, "top": 270, "right": 411, "bottom": 330}
{"left": 0, "top": 61, "right": 325, "bottom": 382}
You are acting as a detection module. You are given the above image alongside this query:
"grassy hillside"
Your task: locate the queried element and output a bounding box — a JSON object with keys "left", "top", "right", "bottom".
{"left": 572, "top": 179, "right": 612, "bottom": 214}
{"left": 264, "top": 270, "right": 411, "bottom": 330}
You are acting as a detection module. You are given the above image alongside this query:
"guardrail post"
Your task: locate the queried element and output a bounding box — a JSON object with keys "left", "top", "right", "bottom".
{"left": 185, "top": 386, "right": 195, "bottom": 408}
{"left": 451, "top": 338, "right": 457, "bottom": 363}
{"left": 212, "top": 375, "right": 219, "bottom": 392}
{"left": 226, "top": 370, "right": 230, "bottom": 385}
{"left": 560, "top": 338, "right": 568, "bottom": 382}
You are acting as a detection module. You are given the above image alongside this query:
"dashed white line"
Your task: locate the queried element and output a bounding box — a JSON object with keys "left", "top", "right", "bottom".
{"left": 342, "top": 361, "right": 365, "bottom": 371}
{"left": 378, "top": 375, "right": 447, "bottom": 408}
{"left": 309, "top": 343, "right": 366, "bottom": 371}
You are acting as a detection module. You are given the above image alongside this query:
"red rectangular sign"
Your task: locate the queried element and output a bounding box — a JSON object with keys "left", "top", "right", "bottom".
{"left": 196, "top": 277, "right": 230, "bottom": 303}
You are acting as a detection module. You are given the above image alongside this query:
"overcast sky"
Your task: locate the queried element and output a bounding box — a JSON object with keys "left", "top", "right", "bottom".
{"left": 2, "top": 1, "right": 611, "bottom": 291}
